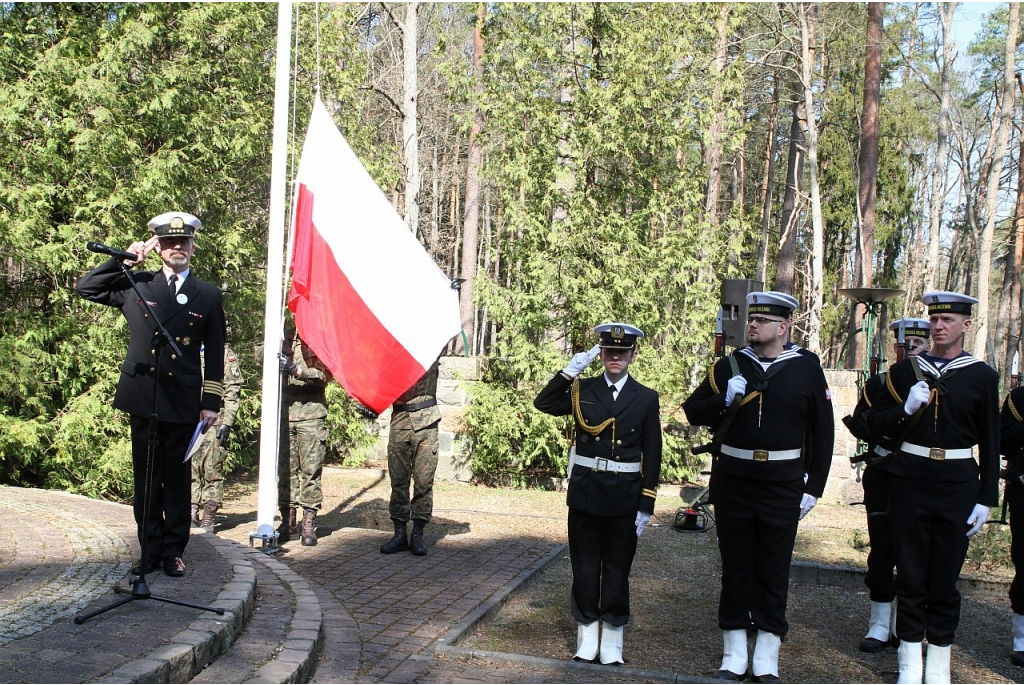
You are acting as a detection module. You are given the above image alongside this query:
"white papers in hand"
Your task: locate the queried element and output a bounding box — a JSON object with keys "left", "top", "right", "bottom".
{"left": 185, "top": 422, "right": 206, "bottom": 463}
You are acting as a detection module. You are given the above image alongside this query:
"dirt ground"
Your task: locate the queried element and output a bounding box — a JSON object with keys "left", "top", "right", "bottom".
{"left": 218, "top": 467, "right": 1021, "bottom": 684}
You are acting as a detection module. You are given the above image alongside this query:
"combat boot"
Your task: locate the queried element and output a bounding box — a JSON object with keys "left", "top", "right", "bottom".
{"left": 200, "top": 501, "right": 218, "bottom": 533}
{"left": 380, "top": 521, "right": 409, "bottom": 554}
{"left": 410, "top": 520, "right": 427, "bottom": 556}
{"left": 190, "top": 504, "right": 201, "bottom": 528}
{"left": 300, "top": 507, "right": 318, "bottom": 546}
{"left": 278, "top": 507, "right": 297, "bottom": 543}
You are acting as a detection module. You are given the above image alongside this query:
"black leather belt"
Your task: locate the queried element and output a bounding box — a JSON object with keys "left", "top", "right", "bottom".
{"left": 393, "top": 399, "right": 437, "bottom": 413}
{"left": 283, "top": 387, "right": 325, "bottom": 400}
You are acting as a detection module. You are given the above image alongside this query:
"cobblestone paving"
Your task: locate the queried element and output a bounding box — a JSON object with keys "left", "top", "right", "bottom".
{"left": 0, "top": 487, "right": 237, "bottom": 684}
{"left": 0, "top": 491, "right": 130, "bottom": 645}
{"left": 229, "top": 527, "right": 562, "bottom": 683}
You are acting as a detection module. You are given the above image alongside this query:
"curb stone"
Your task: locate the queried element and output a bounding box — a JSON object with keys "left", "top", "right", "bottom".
{"left": 103, "top": 534, "right": 256, "bottom": 684}
{"left": 242, "top": 549, "right": 325, "bottom": 685}
{"left": 432, "top": 542, "right": 566, "bottom": 654}
{"left": 102, "top": 534, "right": 326, "bottom": 684}
{"left": 434, "top": 550, "right": 1011, "bottom": 682}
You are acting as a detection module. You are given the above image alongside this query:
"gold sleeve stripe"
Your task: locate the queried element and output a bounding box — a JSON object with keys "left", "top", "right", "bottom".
{"left": 709, "top": 358, "right": 724, "bottom": 395}
{"left": 885, "top": 373, "right": 903, "bottom": 403}
{"left": 204, "top": 381, "right": 224, "bottom": 397}
{"left": 862, "top": 386, "right": 873, "bottom": 408}
{"left": 1010, "top": 396, "right": 1024, "bottom": 423}
{"left": 642, "top": 488, "right": 658, "bottom": 499}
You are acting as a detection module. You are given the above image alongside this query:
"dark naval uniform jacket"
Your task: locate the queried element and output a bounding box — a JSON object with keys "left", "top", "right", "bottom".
{"left": 866, "top": 352, "right": 1000, "bottom": 507}
{"left": 1001, "top": 386, "right": 1024, "bottom": 613}
{"left": 76, "top": 258, "right": 226, "bottom": 423}
{"left": 1002, "top": 387, "right": 1024, "bottom": 483}
{"left": 683, "top": 346, "right": 834, "bottom": 497}
{"left": 846, "top": 372, "right": 894, "bottom": 471}
{"left": 534, "top": 371, "right": 662, "bottom": 517}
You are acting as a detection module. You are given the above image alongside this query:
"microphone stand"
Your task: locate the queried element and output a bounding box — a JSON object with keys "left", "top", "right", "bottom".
{"left": 75, "top": 258, "right": 224, "bottom": 624}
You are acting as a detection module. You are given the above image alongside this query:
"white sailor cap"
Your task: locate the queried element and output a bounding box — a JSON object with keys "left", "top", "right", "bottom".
{"left": 594, "top": 322, "right": 644, "bottom": 350}
{"left": 746, "top": 291, "right": 798, "bottom": 319}
{"left": 148, "top": 211, "right": 201, "bottom": 238}
{"left": 889, "top": 318, "right": 931, "bottom": 338}
{"left": 921, "top": 291, "right": 977, "bottom": 316}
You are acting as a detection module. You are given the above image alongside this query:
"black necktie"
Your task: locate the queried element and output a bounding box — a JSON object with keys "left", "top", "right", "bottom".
{"left": 610, "top": 384, "right": 618, "bottom": 402}
{"left": 168, "top": 274, "right": 177, "bottom": 298}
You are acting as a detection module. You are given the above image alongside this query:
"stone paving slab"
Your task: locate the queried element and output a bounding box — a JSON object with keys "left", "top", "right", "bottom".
{"left": 0, "top": 487, "right": 258, "bottom": 684}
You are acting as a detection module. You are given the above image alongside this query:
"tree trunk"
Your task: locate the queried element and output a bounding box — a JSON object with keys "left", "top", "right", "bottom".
{"left": 799, "top": 3, "right": 824, "bottom": 354}
{"left": 703, "top": 3, "right": 731, "bottom": 229}
{"left": 1004, "top": 75, "right": 1024, "bottom": 383}
{"left": 926, "top": 3, "right": 955, "bottom": 292}
{"left": 756, "top": 79, "right": 780, "bottom": 284}
{"left": 456, "top": 3, "right": 486, "bottom": 354}
{"left": 858, "top": 2, "right": 881, "bottom": 289}
{"left": 975, "top": 2, "right": 1018, "bottom": 365}
{"left": 401, "top": 2, "right": 420, "bottom": 236}
{"left": 774, "top": 98, "right": 807, "bottom": 294}
{"left": 846, "top": 2, "right": 882, "bottom": 371}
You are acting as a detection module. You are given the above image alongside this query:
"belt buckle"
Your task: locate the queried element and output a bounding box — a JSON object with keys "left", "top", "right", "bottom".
{"left": 928, "top": 447, "right": 945, "bottom": 461}
{"left": 593, "top": 457, "right": 610, "bottom": 472}
{"left": 753, "top": 449, "right": 769, "bottom": 463}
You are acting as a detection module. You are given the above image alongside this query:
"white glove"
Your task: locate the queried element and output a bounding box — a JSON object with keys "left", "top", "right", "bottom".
{"left": 635, "top": 511, "right": 651, "bottom": 537}
{"left": 904, "top": 380, "right": 930, "bottom": 415}
{"left": 798, "top": 493, "right": 817, "bottom": 520}
{"left": 966, "top": 504, "right": 990, "bottom": 538}
{"left": 725, "top": 375, "right": 747, "bottom": 407}
{"left": 562, "top": 344, "right": 602, "bottom": 378}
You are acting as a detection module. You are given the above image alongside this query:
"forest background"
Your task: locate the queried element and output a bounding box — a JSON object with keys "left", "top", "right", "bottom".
{"left": 1, "top": 2, "right": 1022, "bottom": 500}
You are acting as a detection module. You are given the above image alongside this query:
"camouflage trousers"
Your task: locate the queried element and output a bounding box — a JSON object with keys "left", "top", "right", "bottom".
{"left": 192, "top": 428, "right": 226, "bottom": 507}
{"left": 387, "top": 424, "right": 439, "bottom": 523}
{"left": 278, "top": 416, "right": 326, "bottom": 511}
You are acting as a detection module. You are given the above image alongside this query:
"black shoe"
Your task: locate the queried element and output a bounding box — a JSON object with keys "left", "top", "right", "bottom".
{"left": 1012, "top": 650, "right": 1024, "bottom": 667}
{"left": 380, "top": 522, "right": 409, "bottom": 554}
{"left": 860, "top": 636, "right": 888, "bottom": 653}
{"left": 162, "top": 556, "right": 186, "bottom": 577}
{"left": 130, "top": 557, "right": 160, "bottom": 575}
{"left": 750, "top": 675, "right": 780, "bottom": 684}
{"left": 714, "top": 670, "right": 747, "bottom": 681}
{"left": 410, "top": 520, "right": 427, "bottom": 556}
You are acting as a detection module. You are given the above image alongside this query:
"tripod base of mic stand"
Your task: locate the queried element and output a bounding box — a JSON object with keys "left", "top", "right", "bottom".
{"left": 73, "top": 573, "right": 226, "bottom": 625}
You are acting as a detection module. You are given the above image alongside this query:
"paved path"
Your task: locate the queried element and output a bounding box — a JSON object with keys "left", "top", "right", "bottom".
{"left": 0, "top": 484, "right": 670, "bottom": 684}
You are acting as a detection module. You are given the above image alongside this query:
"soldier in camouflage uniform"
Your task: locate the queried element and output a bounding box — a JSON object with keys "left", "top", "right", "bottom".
{"left": 278, "top": 328, "right": 332, "bottom": 546}
{"left": 380, "top": 357, "right": 442, "bottom": 556}
{"left": 191, "top": 341, "right": 244, "bottom": 533}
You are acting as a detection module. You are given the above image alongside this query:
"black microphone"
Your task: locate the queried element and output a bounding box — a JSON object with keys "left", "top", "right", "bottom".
{"left": 86, "top": 241, "right": 139, "bottom": 263}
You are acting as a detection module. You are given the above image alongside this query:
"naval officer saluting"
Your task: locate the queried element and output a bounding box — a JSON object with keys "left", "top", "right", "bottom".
{"left": 77, "top": 212, "right": 225, "bottom": 577}
{"left": 534, "top": 323, "right": 662, "bottom": 665}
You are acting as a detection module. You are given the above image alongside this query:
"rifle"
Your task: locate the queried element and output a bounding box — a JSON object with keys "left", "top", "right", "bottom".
{"left": 894, "top": 318, "right": 910, "bottom": 363}
{"left": 714, "top": 306, "right": 726, "bottom": 357}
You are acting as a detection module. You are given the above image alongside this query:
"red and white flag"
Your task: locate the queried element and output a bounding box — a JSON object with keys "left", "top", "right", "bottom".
{"left": 287, "top": 95, "right": 461, "bottom": 413}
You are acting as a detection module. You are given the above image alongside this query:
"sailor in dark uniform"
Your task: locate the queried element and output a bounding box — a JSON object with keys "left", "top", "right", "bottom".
{"left": 76, "top": 212, "right": 225, "bottom": 577}
{"left": 865, "top": 291, "right": 999, "bottom": 684}
{"left": 534, "top": 323, "right": 662, "bottom": 665}
{"left": 844, "top": 318, "right": 930, "bottom": 653}
{"left": 1000, "top": 384, "right": 1024, "bottom": 667}
{"left": 683, "top": 291, "right": 834, "bottom": 683}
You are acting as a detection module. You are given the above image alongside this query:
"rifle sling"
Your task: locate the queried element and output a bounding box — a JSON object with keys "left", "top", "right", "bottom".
{"left": 709, "top": 355, "right": 789, "bottom": 457}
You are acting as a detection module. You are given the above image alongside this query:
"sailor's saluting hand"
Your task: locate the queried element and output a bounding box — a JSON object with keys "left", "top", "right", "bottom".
{"left": 562, "top": 344, "right": 602, "bottom": 379}
{"left": 122, "top": 236, "right": 160, "bottom": 265}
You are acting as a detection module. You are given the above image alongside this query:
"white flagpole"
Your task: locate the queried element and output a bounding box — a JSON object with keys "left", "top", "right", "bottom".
{"left": 254, "top": 0, "right": 293, "bottom": 537}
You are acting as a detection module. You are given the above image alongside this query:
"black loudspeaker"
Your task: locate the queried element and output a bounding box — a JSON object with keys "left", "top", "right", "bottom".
{"left": 720, "top": 279, "right": 763, "bottom": 350}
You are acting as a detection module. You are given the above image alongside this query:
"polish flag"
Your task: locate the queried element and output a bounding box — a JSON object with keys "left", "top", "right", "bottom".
{"left": 287, "top": 95, "right": 461, "bottom": 414}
